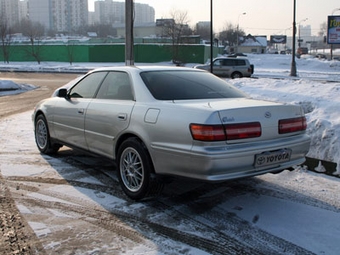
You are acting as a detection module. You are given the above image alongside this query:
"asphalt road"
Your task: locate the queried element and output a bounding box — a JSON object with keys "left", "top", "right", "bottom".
{"left": 0, "top": 72, "right": 77, "bottom": 254}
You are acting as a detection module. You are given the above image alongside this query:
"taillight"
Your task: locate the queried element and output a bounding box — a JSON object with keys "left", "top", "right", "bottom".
{"left": 190, "top": 124, "right": 226, "bottom": 141}
{"left": 190, "top": 122, "right": 261, "bottom": 141}
{"left": 225, "top": 122, "right": 261, "bottom": 140}
{"left": 279, "top": 117, "right": 307, "bottom": 134}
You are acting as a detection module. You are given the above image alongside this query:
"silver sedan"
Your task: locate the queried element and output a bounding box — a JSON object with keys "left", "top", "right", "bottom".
{"left": 33, "top": 66, "right": 310, "bottom": 200}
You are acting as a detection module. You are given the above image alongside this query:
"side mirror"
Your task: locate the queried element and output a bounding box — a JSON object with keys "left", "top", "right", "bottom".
{"left": 58, "top": 88, "right": 68, "bottom": 98}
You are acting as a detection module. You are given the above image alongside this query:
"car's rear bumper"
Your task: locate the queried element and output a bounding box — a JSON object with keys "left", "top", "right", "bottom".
{"left": 151, "top": 134, "right": 310, "bottom": 181}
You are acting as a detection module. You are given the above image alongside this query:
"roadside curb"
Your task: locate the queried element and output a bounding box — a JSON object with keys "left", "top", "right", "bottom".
{"left": 0, "top": 68, "right": 90, "bottom": 74}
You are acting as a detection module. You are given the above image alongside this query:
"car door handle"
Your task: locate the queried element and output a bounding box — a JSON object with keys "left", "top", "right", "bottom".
{"left": 78, "top": 108, "right": 84, "bottom": 114}
{"left": 118, "top": 113, "right": 127, "bottom": 120}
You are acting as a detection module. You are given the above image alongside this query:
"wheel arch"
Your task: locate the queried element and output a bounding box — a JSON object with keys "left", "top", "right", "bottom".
{"left": 114, "top": 133, "right": 156, "bottom": 174}
{"left": 231, "top": 71, "right": 243, "bottom": 79}
{"left": 33, "top": 110, "right": 50, "bottom": 134}
{"left": 34, "top": 111, "right": 61, "bottom": 154}
{"left": 33, "top": 110, "right": 49, "bottom": 132}
{"left": 34, "top": 110, "right": 45, "bottom": 122}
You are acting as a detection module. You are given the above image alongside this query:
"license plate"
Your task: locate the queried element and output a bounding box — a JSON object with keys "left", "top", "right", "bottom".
{"left": 254, "top": 149, "right": 292, "bottom": 168}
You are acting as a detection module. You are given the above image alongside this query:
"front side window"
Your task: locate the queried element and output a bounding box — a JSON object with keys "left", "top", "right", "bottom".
{"left": 213, "top": 60, "right": 223, "bottom": 66}
{"left": 140, "top": 70, "right": 246, "bottom": 100}
{"left": 69, "top": 72, "right": 108, "bottom": 98}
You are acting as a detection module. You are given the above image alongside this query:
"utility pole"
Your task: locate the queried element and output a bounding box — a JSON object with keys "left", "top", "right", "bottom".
{"left": 210, "top": 0, "right": 213, "bottom": 73}
{"left": 290, "top": 0, "right": 297, "bottom": 77}
{"left": 125, "top": 0, "right": 134, "bottom": 66}
{"left": 237, "top": 12, "right": 246, "bottom": 53}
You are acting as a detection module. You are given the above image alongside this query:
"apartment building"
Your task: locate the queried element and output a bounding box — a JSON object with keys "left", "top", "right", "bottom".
{"left": 18, "top": 0, "right": 29, "bottom": 21}
{"left": 1, "top": 0, "right": 155, "bottom": 35}
{"left": 29, "top": 0, "right": 88, "bottom": 33}
{"left": 92, "top": 0, "right": 155, "bottom": 26}
{"left": 0, "top": 0, "right": 19, "bottom": 27}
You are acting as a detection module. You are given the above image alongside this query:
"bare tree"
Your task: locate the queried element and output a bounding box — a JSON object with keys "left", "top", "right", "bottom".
{"left": 19, "top": 18, "right": 45, "bottom": 64}
{"left": 0, "top": 13, "right": 11, "bottom": 63}
{"left": 162, "top": 9, "right": 192, "bottom": 64}
{"left": 66, "top": 41, "right": 76, "bottom": 65}
{"left": 318, "top": 22, "right": 327, "bottom": 37}
{"left": 219, "top": 22, "right": 245, "bottom": 47}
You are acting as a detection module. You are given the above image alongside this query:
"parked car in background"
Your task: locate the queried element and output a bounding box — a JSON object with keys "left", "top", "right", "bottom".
{"left": 297, "top": 47, "right": 309, "bottom": 55}
{"left": 227, "top": 53, "right": 247, "bottom": 57}
{"left": 315, "top": 54, "right": 327, "bottom": 60}
{"left": 194, "top": 57, "right": 254, "bottom": 78}
{"left": 33, "top": 66, "right": 310, "bottom": 200}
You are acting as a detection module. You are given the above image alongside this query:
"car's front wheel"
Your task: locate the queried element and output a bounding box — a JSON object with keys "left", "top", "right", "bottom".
{"left": 117, "top": 138, "right": 156, "bottom": 200}
{"left": 35, "top": 114, "right": 61, "bottom": 154}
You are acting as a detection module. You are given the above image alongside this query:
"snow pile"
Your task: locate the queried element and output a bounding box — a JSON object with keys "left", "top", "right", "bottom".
{"left": 0, "top": 79, "right": 37, "bottom": 96}
{"left": 0, "top": 80, "right": 23, "bottom": 90}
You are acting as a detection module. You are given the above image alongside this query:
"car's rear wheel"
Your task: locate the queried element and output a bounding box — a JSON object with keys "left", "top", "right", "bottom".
{"left": 117, "top": 138, "right": 157, "bottom": 200}
{"left": 35, "top": 114, "right": 61, "bottom": 154}
{"left": 231, "top": 72, "right": 243, "bottom": 79}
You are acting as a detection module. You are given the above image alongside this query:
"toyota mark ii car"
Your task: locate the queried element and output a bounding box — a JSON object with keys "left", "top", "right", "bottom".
{"left": 33, "top": 66, "right": 310, "bottom": 200}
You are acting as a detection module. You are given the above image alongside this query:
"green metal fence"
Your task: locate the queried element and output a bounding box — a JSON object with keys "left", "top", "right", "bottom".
{"left": 0, "top": 44, "right": 220, "bottom": 64}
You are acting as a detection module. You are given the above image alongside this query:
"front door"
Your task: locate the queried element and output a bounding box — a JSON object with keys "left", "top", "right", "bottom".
{"left": 53, "top": 71, "right": 108, "bottom": 150}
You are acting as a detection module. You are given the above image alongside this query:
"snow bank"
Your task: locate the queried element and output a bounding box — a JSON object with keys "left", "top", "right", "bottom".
{"left": 230, "top": 78, "right": 340, "bottom": 175}
{"left": 0, "top": 79, "right": 37, "bottom": 96}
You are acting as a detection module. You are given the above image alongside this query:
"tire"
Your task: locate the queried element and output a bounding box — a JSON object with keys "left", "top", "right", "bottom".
{"left": 35, "top": 114, "right": 61, "bottom": 154}
{"left": 117, "top": 138, "right": 156, "bottom": 200}
{"left": 231, "top": 72, "right": 242, "bottom": 79}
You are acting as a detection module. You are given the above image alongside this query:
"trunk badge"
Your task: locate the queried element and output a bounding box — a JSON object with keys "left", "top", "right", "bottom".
{"left": 265, "top": 111, "right": 272, "bottom": 118}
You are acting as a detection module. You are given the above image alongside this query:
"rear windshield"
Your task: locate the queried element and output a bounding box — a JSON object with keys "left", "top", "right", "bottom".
{"left": 140, "top": 70, "right": 246, "bottom": 100}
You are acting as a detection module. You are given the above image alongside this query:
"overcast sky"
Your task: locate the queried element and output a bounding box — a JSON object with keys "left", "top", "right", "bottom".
{"left": 88, "top": 0, "right": 340, "bottom": 36}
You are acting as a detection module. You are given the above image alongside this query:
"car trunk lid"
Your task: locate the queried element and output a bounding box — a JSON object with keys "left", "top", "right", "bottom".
{"left": 179, "top": 98, "right": 305, "bottom": 143}
{"left": 212, "top": 98, "right": 304, "bottom": 143}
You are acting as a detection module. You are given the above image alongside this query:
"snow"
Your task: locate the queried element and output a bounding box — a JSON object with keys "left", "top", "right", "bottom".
{"left": 1, "top": 53, "right": 340, "bottom": 254}
{"left": 0, "top": 79, "right": 37, "bottom": 96}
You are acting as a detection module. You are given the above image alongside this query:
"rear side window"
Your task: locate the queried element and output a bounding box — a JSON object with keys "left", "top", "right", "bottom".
{"left": 223, "top": 59, "right": 236, "bottom": 66}
{"left": 140, "top": 70, "right": 246, "bottom": 100}
{"left": 222, "top": 59, "right": 246, "bottom": 66}
{"left": 236, "top": 59, "right": 246, "bottom": 66}
{"left": 96, "top": 71, "right": 133, "bottom": 100}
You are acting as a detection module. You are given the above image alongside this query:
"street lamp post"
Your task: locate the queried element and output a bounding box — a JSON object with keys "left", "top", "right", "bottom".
{"left": 125, "top": 0, "right": 134, "bottom": 66}
{"left": 237, "top": 12, "right": 246, "bottom": 53}
{"left": 210, "top": 0, "right": 213, "bottom": 73}
{"left": 290, "top": 0, "right": 297, "bottom": 77}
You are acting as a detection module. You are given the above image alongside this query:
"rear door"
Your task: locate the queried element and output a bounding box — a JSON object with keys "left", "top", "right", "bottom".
{"left": 84, "top": 71, "right": 135, "bottom": 158}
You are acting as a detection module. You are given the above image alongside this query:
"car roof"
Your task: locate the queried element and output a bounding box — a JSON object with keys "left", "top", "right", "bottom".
{"left": 89, "top": 65, "right": 205, "bottom": 74}
{"left": 214, "top": 57, "right": 248, "bottom": 60}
